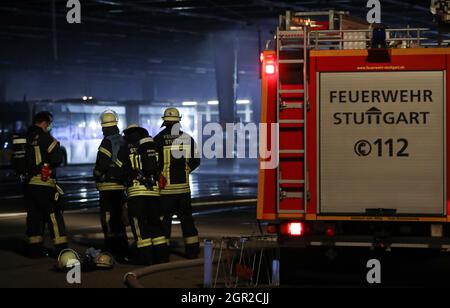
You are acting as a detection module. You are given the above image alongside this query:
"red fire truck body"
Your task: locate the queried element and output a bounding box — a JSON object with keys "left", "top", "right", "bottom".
{"left": 258, "top": 11, "right": 450, "bottom": 249}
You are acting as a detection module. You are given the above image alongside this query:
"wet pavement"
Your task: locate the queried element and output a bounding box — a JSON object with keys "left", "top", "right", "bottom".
{"left": 0, "top": 203, "right": 259, "bottom": 288}
{"left": 1, "top": 203, "right": 450, "bottom": 288}
{"left": 0, "top": 159, "right": 258, "bottom": 214}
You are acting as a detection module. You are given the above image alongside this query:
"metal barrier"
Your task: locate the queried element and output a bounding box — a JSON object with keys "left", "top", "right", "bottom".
{"left": 203, "top": 236, "right": 280, "bottom": 288}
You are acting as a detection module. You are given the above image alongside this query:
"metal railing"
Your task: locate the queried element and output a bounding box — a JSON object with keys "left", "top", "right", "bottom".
{"left": 308, "top": 28, "right": 430, "bottom": 50}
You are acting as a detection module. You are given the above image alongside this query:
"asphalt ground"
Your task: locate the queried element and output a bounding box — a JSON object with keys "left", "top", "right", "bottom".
{"left": 0, "top": 204, "right": 260, "bottom": 288}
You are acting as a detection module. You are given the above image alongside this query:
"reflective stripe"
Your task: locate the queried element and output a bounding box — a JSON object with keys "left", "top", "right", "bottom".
{"left": 96, "top": 183, "right": 125, "bottom": 191}
{"left": 163, "top": 116, "right": 181, "bottom": 122}
{"left": 13, "top": 138, "right": 27, "bottom": 145}
{"left": 29, "top": 176, "right": 56, "bottom": 188}
{"left": 129, "top": 154, "right": 143, "bottom": 170}
{"left": 127, "top": 180, "right": 159, "bottom": 197}
{"left": 47, "top": 140, "right": 58, "bottom": 153}
{"left": 28, "top": 236, "right": 43, "bottom": 244}
{"left": 54, "top": 236, "right": 68, "bottom": 245}
{"left": 185, "top": 236, "right": 199, "bottom": 245}
{"left": 133, "top": 218, "right": 142, "bottom": 242}
{"left": 162, "top": 145, "right": 191, "bottom": 190}
{"left": 50, "top": 213, "right": 60, "bottom": 240}
{"left": 56, "top": 185, "right": 64, "bottom": 195}
{"left": 115, "top": 159, "right": 123, "bottom": 168}
{"left": 34, "top": 146, "right": 42, "bottom": 166}
{"left": 105, "top": 211, "right": 111, "bottom": 237}
{"left": 139, "top": 137, "right": 154, "bottom": 145}
{"left": 163, "top": 147, "right": 171, "bottom": 185}
{"left": 164, "top": 183, "right": 190, "bottom": 188}
{"left": 133, "top": 217, "right": 152, "bottom": 248}
{"left": 99, "top": 147, "right": 112, "bottom": 158}
{"left": 54, "top": 184, "right": 64, "bottom": 201}
{"left": 127, "top": 190, "right": 160, "bottom": 198}
{"left": 152, "top": 236, "right": 167, "bottom": 246}
{"left": 160, "top": 187, "right": 190, "bottom": 195}
{"left": 137, "top": 238, "right": 152, "bottom": 248}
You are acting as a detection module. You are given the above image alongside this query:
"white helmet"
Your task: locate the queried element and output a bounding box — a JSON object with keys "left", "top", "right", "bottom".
{"left": 100, "top": 110, "right": 119, "bottom": 128}
{"left": 57, "top": 248, "right": 81, "bottom": 270}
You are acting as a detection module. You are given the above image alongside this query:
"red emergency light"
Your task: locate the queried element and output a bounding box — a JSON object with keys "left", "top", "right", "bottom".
{"left": 261, "top": 53, "right": 276, "bottom": 75}
{"left": 280, "top": 222, "right": 305, "bottom": 236}
{"left": 265, "top": 63, "right": 276, "bottom": 75}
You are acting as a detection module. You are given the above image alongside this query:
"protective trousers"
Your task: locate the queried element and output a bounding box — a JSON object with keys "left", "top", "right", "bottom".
{"left": 25, "top": 185, "right": 67, "bottom": 256}
{"left": 161, "top": 193, "right": 200, "bottom": 258}
{"left": 127, "top": 196, "right": 169, "bottom": 265}
{"left": 99, "top": 190, "right": 128, "bottom": 256}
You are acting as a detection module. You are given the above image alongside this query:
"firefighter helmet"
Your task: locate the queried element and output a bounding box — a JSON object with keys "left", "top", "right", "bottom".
{"left": 57, "top": 249, "right": 81, "bottom": 270}
{"left": 125, "top": 124, "right": 139, "bottom": 130}
{"left": 94, "top": 252, "right": 115, "bottom": 269}
{"left": 162, "top": 108, "right": 182, "bottom": 122}
{"left": 100, "top": 110, "right": 119, "bottom": 128}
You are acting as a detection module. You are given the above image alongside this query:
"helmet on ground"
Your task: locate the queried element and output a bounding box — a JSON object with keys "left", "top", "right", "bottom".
{"left": 100, "top": 110, "right": 119, "bottom": 128}
{"left": 162, "top": 107, "right": 182, "bottom": 122}
{"left": 95, "top": 252, "right": 115, "bottom": 269}
{"left": 57, "top": 248, "right": 81, "bottom": 270}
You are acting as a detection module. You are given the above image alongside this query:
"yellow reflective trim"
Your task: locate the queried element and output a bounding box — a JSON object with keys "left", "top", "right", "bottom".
{"left": 128, "top": 184, "right": 159, "bottom": 191}
{"left": 163, "top": 147, "right": 171, "bottom": 185}
{"left": 13, "top": 138, "right": 27, "bottom": 145}
{"left": 127, "top": 190, "right": 160, "bottom": 198}
{"left": 185, "top": 236, "right": 199, "bottom": 245}
{"left": 137, "top": 238, "right": 153, "bottom": 248}
{"left": 96, "top": 183, "right": 125, "bottom": 191}
{"left": 34, "top": 146, "right": 42, "bottom": 166}
{"left": 28, "top": 176, "right": 56, "bottom": 188}
{"left": 129, "top": 154, "right": 135, "bottom": 169}
{"left": 137, "top": 155, "right": 142, "bottom": 170}
{"left": 47, "top": 140, "right": 58, "bottom": 153}
{"left": 133, "top": 217, "right": 142, "bottom": 242}
{"left": 127, "top": 182, "right": 160, "bottom": 197}
{"left": 54, "top": 236, "right": 68, "bottom": 245}
{"left": 139, "top": 137, "right": 153, "bottom": 145}
{"left": 50, "top": 213, "right": 60, "bottom": 240}
{"left": 115, "top": 159, "right": 123, "bottom": 168}
{"left": 56, "top": 185, "right": 64, "bottom": 195}
{"left": 54, "top": 184, "right": 64, "bottom": 201}
{"left": 99, "top": 147, "right": 112, "bottom": 158}
{"left": 165, "top": 183, "right": 189, "bottom": 188}
{"left": 28, "top": 236, "right": 43, "bottom": 244}
{"left": 160, "top": 187, "right": 190, "bottom": 195}
{"left": 105, "top": 211, "right": 111, "bottom": 226}
{"left": 152, "top": 236, "right": 167, "bottom": 246}
{"left": 104, "top": 211, "right": 111, "bottom": 237}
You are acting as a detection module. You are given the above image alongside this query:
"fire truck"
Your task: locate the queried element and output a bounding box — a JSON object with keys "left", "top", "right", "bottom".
{"left": 258, "top": 11, "right": 450, "bottom": 252}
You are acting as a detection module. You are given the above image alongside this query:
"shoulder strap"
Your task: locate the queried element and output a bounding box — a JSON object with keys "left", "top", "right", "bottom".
{"left": 106, "top": 134, "right": 124, "bottom": 162}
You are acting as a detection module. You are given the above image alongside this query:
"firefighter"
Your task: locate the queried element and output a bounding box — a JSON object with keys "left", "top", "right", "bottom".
{"left": 117, "top": 124, "right": 169, "bottom": 265}
{"left": 93, "top": 110, "right": 128, "bottom": 260}
{"left": 154, "top": 108, "right": 201, "bottom": 259}
{"left": 24, "top": 111, "right": 68, "bottom": 258}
